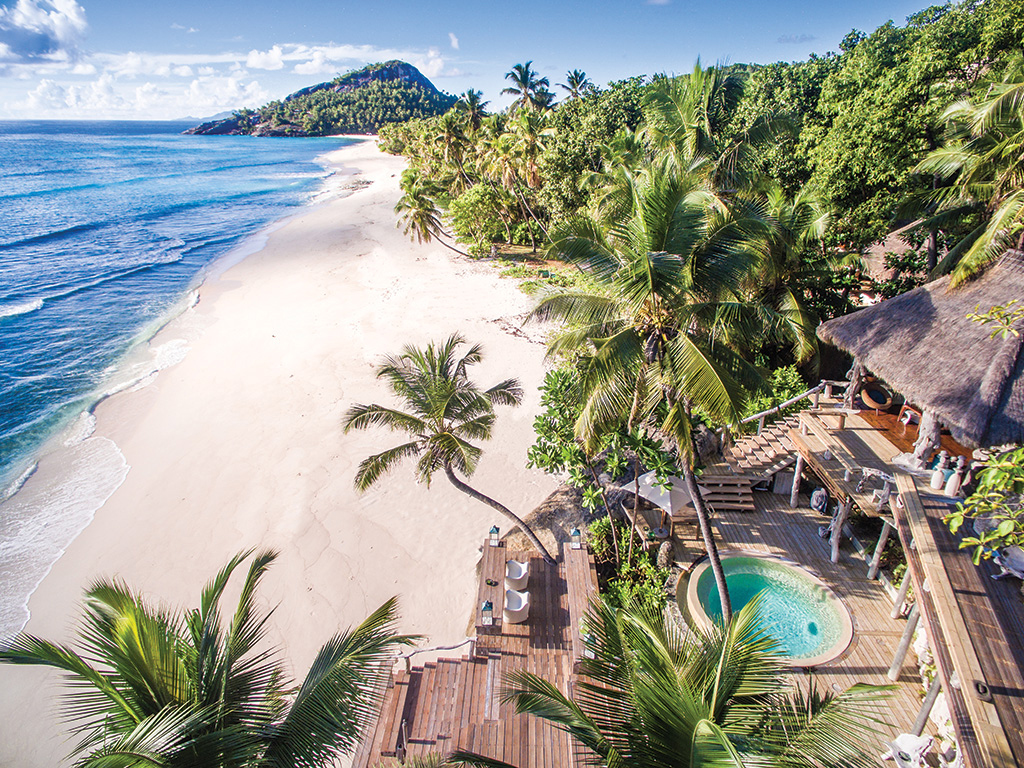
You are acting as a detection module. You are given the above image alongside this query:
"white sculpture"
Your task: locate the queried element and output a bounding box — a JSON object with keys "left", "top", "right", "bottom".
{"left": 504, "top": 589, "right": 530, "bottom": 624}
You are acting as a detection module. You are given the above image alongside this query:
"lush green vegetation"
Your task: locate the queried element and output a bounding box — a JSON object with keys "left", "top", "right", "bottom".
{"left": 0, "top": 550, "right": 414, "bottom": 767}
{"left": 947, "top": 446, "right": 1024, "bottom": 562}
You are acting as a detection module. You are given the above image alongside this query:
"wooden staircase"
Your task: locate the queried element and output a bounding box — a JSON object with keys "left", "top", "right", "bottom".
{"left": 699, "top": 414, "right": 803, "bottom": 512}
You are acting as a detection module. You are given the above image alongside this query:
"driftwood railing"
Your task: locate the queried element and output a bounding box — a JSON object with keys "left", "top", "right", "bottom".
{"left": 721, "top": 379, "right": 851, "bottom": 440}
{"left": 398, "top": 638, "right": 475, "bottom": 672}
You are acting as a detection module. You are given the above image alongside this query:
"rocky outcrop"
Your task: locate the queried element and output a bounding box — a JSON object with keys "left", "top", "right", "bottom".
{"left": 185, "top": 116, "right": 243, "bottom": 135}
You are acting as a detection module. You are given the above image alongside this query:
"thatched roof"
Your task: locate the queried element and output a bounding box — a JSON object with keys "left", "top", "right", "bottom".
{"left": 817, "top": 250, "right": 1024, "bottom": 449}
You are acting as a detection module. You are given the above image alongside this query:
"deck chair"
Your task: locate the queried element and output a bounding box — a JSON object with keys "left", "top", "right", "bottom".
{"left": 503, "top": 588, "right": 530, "bottom": 624}
{"left": 505, "top": 559, "right": 529, "bottom": 590}
{"left": 881, "top": 734, "right": 933, "bottom": 768}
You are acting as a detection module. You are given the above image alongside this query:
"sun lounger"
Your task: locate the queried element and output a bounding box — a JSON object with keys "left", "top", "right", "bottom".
{"left": 505, "top": 559, "right": 529, "bottom": 590}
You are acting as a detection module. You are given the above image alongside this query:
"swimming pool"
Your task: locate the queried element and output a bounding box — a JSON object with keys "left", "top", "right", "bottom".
{"left": 681, "top": 552, "right": 853, "bottom": 666}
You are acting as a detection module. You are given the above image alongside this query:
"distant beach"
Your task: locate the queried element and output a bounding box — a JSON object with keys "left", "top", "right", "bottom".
{"left": 0, "top": 137, "right": 559, "bottom": 767}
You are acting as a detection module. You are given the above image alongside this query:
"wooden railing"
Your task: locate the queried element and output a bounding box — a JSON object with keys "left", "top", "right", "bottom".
{"left": 723, "top": 379, "right": 851, "bottom": 439}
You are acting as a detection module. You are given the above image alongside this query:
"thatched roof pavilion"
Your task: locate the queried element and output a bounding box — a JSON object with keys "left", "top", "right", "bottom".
{"left": 817, "top": 250, "right": 1024, "bottom": 450}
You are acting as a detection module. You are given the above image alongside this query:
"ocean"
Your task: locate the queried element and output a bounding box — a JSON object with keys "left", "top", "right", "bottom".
{"left": 0, "top": 120, "right": 352, "bottom": 638}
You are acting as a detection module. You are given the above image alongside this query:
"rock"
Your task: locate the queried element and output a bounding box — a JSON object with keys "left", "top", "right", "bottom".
{"left": 694, "top": 424, "right": 722, "bottom": 464}
{"left": 656, "top": 541, "right": 674, "bottom": 569}
{"left": 250, "top": 123, "right": 308, "bottom": 137}
{"left": 184, "top": 116, "right": 243, "bottom": 135}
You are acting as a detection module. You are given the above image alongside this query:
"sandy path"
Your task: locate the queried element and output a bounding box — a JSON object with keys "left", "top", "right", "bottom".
{"left": 0, "top": 138, "right": 559, "bottom": 767}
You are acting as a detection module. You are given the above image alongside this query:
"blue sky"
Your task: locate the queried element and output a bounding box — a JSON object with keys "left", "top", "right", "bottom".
{"left": 0, "top": 0, "right": 928, "bottom": 119}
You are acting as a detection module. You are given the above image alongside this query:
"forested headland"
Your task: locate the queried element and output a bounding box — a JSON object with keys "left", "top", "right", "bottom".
{"left": 188, "top": 60, "right": 456, "bottom": 136}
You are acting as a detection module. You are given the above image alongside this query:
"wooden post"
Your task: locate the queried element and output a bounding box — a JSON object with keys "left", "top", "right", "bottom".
{"left": 790, "top": 454, "right": 805, "bottom": 508}
{"left": 757, "top": 414, "right": 766, "bottom": 435}
{"left": 824, "top": 382, "right": 834, "bottom": 399}
{"left": 912, "top": 676, "right": 942, "bottom": 736}
{"left": 891, "top": 572, "right": 912, "bottom": 618}
{"left": 887, "top": 601, "right": 920, "bottom": 681}
{"left": 830, "top": 498, "right": 852, "bottom": 563}
{"left": 867, "top": 520, "right": 893, "bottom": 580}
{"left": 812, "top": 388, "right": 821, "bottom": 409}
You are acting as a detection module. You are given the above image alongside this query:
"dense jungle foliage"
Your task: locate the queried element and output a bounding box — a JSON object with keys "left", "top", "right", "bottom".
{"left": 233, "top": 61, "right": 456, "bottom": 135}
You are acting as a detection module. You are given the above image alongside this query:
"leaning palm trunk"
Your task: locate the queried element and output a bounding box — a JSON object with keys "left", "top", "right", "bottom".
{"left": 445, "top": 463, "right": 555, "bottom": 564}
{"left": 682, "top": 462, "right": 732, "bottom": 625}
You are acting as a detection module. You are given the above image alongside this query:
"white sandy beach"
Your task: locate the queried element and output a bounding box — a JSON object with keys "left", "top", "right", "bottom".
{"left": 0, "top": 138, "right": 560, "bottom": 767}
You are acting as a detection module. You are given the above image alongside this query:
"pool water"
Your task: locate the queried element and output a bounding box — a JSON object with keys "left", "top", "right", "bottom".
{"left": 694, "top": 556, "right": 845, "bottom": 662}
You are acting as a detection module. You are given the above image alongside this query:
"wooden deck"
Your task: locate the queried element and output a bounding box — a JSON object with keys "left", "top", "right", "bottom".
{"left": 690, "top": 490, "right": 928, "bottom": 739}
{"left": 895, "top": 474, "right": 1024, "bottom": 768}
{"left": 352, "top": 542, "right": 598, "bottom": 768}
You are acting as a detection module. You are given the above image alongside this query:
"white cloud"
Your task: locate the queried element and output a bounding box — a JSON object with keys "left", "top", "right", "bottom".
{"left": 173, "top": 64, "right": 192, "bottom": 77}
{"left": 448, "top": 32, "right": 459, "bottom": 50}
{"left": 246, "top": 44, "right": 284, "bottom": 70}
{"left": 170, "top": 23, "right": 198, "bottom": 33}
{"left": 13, "top": 71, "right": 269, "bottom": 118}
{"left": 0, "top": 0, "right": 87, "bottom": 62}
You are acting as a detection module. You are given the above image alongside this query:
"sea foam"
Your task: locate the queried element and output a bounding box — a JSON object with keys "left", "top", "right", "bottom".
{"left": 0, "top": 437, "right": 129, "bottom": 643}
{"left": 0, "top": 298, "right": 43, "bottom": 320}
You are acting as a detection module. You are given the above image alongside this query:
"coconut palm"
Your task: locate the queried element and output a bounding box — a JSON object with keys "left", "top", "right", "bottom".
{"left": 395, "top": 170, "right": 469, "bottom": 256}
{"left": 913, "top": 55, "right": 1024, "bottom": 284}
{"left": 746, "top": 182, "right": 833, "bottom": 364}
{"left": 530, "top": 159, "right": 768, "bottom": 624}
{"left": 456, "top": 89, "right": 490, "bottom": 131}
{"left": 451, "top": 596, "right": 891, "bottom": 768}
{"left": 502, "top": 61, "right": 551, "bottom": 112}
{"left": 343, "top": 334, "right": 555, "bottom": 564}
{"left": 559, "top": 69, "right": 593, "bottom": 100}
{"left": 0, "top": 550, "right": 415, "bottom": 768}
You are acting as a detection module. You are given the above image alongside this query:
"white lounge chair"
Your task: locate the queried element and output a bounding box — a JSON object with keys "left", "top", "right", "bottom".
{"left": 992, "top": 545, "right": 1024, "bottom": 580}
{"left": 504, "top": 588, "right": 530, "bottom": 624}
{"left": 881, "top": 733, "right": 933, "bottom": 768}
{"left": 505, "top": 559, "right": 529, "bottom": 591}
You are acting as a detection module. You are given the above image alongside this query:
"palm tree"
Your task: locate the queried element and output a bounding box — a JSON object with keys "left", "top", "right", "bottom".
{"left": 643, "top": 61, "right": 744, "bottom": 166}
{"left": 502, "top": 61, "right": 551, "bottom": 111}
{"left": 452, "top": 597, "right": 891, "bottom": 768}
{"left": 395, "top": 169, "right": 469, "bottom": 256}
{"left": 343, "top": 335, "right": 555, "bottom": 564}
{"left": 0, "top": 550, "right": 415, "bottom": 767}
{"left": 558, "top": 69, "right": 593, "bottom": 99}
{"left": 913, "top": 55, "right": 1024, "bottom": 284}
{"left": 746, "top": 182, "right": 833, "bottom": 364}
{"left": 530, "top": 159, "right": 769, "bottom": 624}
{"left": 456, "top": 89, "right": 489, "bottom": 131}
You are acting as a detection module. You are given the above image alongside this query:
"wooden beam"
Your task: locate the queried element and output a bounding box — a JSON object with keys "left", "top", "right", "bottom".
{"left": 895, "top": 473, "right": 1018, "bottom": 768}
{"left": 867, "top": 520, "right": 892, "bottom": 580}
{"left": 790, "top": 453, "right": 805, "bottom": 508}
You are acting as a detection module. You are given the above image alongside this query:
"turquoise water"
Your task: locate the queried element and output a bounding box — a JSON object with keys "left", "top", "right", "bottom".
{"left": 0, "top": 121, "right": 351, "bottom": 641}
{"left": 0, "top": 121, "right": 352, "bottom": 492}
{"left": 697, "top": 556, "right": 843, "bottom": 660}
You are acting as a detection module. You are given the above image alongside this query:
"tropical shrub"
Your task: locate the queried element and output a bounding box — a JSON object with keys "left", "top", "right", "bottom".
{"left": 946, "top": 446, "right": 1024, "bottom": 563}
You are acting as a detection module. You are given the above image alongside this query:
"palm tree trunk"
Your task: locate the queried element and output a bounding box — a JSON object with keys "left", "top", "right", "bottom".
{"left": 628, "top": 458, "right": 641, "bottom": 566}
{"left": 586, "top": 463, "right": 620, "bottom": 565}
{"left": 438, "top": 234, "right": 471, "bottom": 258}
{"left": 681, "top": 463, "right": 732, "bottom": 625}
{"left": 444, "top": 464, "right": 556, "bottom": 564}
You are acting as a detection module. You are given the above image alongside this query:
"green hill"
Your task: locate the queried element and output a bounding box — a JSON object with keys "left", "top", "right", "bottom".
{"left": 187, "top": 61, "right": 456, "bottom": 137}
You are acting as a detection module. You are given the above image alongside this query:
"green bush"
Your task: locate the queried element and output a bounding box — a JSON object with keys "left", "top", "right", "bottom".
{"left": 587, "top": 517, "right": 670, "bottom": 614}
{"left": 740, "top": 365, "right": 810, "bottom": 432}
{"left": 448, "top": 185, "right": 512, "bottom": 247}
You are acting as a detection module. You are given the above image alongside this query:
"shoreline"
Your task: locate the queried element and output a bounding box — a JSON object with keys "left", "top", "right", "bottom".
{"left": 0, "top": 135, "right": 362, "bottom": 644}
{"left": 0, "top": 137, "right": 560, "bottom": 767}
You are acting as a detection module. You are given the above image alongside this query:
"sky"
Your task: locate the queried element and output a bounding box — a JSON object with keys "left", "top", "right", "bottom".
{"left": 0, "top": 0, "right": 931, "bottom": 120}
